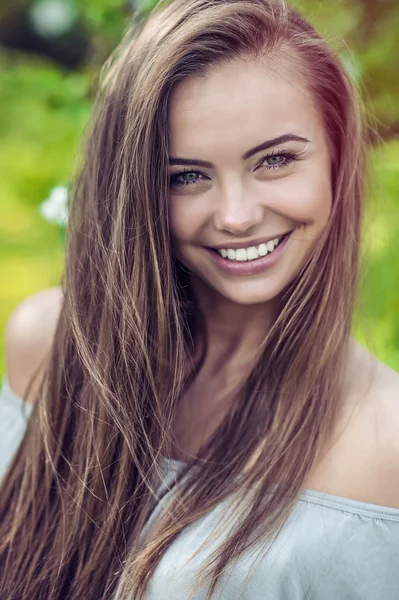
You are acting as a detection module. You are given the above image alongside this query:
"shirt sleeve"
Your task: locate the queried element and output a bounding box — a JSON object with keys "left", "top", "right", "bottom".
{"left": 0, "top": 377, "right": 33, "bottom": 481}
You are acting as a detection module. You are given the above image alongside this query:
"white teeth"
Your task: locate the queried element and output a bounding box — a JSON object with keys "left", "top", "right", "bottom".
{"left": 258, "top": 243, "right": 268, "bottom": 256}
{"left": 216, "top": 235, "right": 286, "bottom": 262}
{"left": 235, "top": 249, "right": 247, "bottom": 261}
{"left": 246, "top": 247, "right": 259, "bottom": 260}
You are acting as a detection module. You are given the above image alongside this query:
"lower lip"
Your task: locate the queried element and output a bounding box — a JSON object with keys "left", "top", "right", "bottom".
{"left": 205, "top": 232, "right": 293, "bottom": 276}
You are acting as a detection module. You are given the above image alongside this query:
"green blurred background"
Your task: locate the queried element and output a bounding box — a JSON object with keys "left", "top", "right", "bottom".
{"left": 0, "top": 0, "right": 398, "bottom": 377}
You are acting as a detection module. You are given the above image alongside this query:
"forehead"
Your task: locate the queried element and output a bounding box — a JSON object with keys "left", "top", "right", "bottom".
{"left": 168, "top": 56, "right": 324, "bottom": 156}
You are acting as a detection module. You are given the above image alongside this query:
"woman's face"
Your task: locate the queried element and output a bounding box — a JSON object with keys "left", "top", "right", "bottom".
{"left": 168, "top": 56, "right": 332, "bottom": 306}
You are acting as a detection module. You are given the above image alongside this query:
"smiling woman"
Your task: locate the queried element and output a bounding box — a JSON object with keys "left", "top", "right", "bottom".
{"left": 1, "top": 1, "right": 399, "bottom": 599}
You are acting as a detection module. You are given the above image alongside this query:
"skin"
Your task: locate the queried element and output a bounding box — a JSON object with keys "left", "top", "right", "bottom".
{"left": 168, "top": 55, "right": 332, "bottom": 379}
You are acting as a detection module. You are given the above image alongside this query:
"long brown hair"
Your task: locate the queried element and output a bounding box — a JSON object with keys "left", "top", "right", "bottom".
{"left": 0, "top": 1, "right": 367, "bottom": 598}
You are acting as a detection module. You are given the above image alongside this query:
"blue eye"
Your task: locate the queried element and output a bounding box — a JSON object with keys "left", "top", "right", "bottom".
{"left": 169, "top": 149, "right": 299, "bottom": 188}
{"left": 259, "top": 150, "right": 298, "bottom": 170}
{"left": 169, "top": 169, "right": 203, "bottom": 187}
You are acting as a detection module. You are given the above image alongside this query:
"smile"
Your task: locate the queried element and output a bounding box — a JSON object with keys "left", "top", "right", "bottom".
{"left": 205, "top": 231, "right": 293, "bottom": 277}
{"left": 214, "top": 235, "right": 287, "bottom": 262}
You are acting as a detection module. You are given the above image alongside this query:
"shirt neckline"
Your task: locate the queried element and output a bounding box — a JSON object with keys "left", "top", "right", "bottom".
{"left": 159, "top": 456, "right": 399, "bottom": 521}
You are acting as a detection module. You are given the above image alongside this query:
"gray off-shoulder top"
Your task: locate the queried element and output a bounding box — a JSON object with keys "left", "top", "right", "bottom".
{"left": 1, "top": 377, "right": 399, "bottom": 599}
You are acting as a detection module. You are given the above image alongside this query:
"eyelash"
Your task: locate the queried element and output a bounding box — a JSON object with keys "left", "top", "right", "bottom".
{"left": 169, "top": 149, "right": 300, "bottom": 187}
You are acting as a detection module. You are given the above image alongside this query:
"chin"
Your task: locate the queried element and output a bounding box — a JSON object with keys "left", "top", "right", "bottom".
{"left": 220, "top": 290, "right": 281, "bottom": 306}
{"left": 207, "top": 278, "right": 287, "bottom": 306}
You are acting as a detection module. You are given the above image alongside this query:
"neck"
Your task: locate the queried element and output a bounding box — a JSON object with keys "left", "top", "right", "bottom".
{"left": 190, "top": 276, "right": 280, "bottom": 376}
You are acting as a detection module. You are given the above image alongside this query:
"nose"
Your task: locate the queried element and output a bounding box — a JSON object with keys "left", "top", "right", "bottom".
{"left": 213, "top": 184, "right": 264, "bottom": 235}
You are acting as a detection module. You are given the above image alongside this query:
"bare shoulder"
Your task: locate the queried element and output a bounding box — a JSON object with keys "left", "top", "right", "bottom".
{"left": 307, "top": 341, "right": 399, "bottom": 508}
{"left": 370, "top": 357, "right": 399, "bottom": 496}
{"left": 4, "top": 286, "right": 64, "bottom": 403}
{"left": 351, "top": 345, "right": 399, "bottom": 507}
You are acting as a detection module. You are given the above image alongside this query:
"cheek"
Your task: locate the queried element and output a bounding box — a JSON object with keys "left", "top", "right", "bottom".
{"left": 267, "top": 170, "right": 332, "bottom": 227}
{"left": 169, "top": 196, "right": 209, "bottom": 242}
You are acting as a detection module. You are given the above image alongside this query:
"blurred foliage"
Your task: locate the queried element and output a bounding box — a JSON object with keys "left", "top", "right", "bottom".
{"left": 0, "top": 0, "right": 398, "bottom": 379}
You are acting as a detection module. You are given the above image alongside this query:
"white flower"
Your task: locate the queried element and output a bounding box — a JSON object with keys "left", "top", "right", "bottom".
{"left": 29, "top": 0, "right": 78, "bottom": 39}
{"left": 39, "top": 186, "right": 69, "bottom": 226}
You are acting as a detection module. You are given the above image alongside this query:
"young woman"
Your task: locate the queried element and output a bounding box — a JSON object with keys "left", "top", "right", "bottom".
{"left": 1, "top": 0, "right": 399, "bottom": 598}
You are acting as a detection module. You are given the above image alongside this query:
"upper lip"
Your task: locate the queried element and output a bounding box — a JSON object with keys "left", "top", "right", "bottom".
{"left": 209, "top": 231, "right": 292, "bottom": 250}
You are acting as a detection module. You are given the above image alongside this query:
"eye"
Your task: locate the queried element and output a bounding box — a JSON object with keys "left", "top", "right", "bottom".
{"left": 169, "top": 149, "right": 300, "bottom": 188}
{"left": 259, "top": 150, "right": 298, "bottom": 171}
{"left": 169, "top": 169, "right": 205, "bottom": 187}
{"left": 265, "top": 155, "right": 285, "bottom": 166}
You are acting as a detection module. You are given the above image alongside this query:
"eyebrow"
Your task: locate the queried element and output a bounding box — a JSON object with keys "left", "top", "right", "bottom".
{"left": 168, "top": 133, "right": 311, "bottom": 168}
